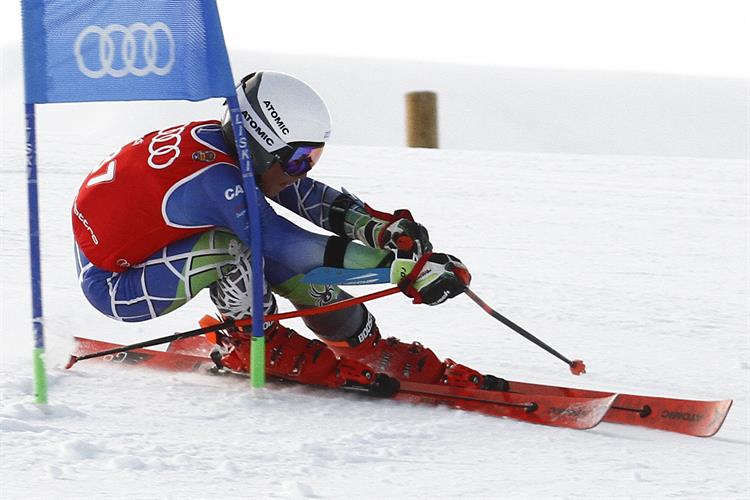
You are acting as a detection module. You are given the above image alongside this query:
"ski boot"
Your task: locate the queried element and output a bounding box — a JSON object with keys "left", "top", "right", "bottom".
{"left": 326, "top": 325, "right": 508, "bottom": 392}
{"left": 213, "top": 322, "right": 399, "bottom": 397}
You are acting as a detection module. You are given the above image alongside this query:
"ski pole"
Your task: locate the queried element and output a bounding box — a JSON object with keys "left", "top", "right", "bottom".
{"left": 65, "top": 322, "right": 226, "bottom": 368}
{"left": 236, "top": 286, "right": 400, "bottom": 326}
{"left": 463, "top": 287, "right": 586, "bottom": 375}
{"left": 66, "top": 286, "right": 400, "bottom": 368}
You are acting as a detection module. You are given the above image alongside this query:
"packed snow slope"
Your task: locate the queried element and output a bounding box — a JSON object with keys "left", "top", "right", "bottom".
{"left": 1, "top": 108, "right": 748, "bottom": 498}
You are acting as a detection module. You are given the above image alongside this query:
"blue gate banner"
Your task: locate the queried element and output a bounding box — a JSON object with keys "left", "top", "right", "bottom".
{"left": 21, "top": 0, "right": 234, "bottom": 103}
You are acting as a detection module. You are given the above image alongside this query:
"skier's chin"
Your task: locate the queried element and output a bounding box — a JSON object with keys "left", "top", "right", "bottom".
{"left": 264, "top": 184, "right": 285, "bottom": 197}
{"left": 258, "top": 164, "right": 294, "bottom": 197}
{"left": 257, "top": 178, "right": 280, "bottom": 197}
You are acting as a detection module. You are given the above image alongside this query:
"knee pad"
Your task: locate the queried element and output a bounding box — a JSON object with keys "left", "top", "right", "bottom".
{"left": 209, "top": 241, "right": 275, "bottom": 320}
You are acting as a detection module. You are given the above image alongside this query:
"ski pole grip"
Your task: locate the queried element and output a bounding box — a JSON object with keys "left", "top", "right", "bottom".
{"left": 395, "top": 234, "right": 415, "bottom": 252}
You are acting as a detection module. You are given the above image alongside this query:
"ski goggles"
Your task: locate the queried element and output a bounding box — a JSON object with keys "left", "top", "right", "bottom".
{"left": 276, "top": 143, "right": 324, "bottom": 177}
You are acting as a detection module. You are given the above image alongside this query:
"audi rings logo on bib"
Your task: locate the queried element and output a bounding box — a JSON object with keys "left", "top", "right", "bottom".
{"left": 74, "top": 22, "right": 175, "bottom": 79}
{"left": 148, "top": 125, "right": 186, "bottom": 169}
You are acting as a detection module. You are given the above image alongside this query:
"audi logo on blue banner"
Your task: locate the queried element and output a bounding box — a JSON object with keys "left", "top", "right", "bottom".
{"left": 74, "top": 22, "right": 175, "bottom": 79}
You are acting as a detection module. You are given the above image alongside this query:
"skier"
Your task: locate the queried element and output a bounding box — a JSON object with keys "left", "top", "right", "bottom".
{"left": 72, "top": 71, "right": 503, "bottom": 393}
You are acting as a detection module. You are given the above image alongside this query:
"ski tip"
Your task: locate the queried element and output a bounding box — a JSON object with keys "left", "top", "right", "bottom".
{"left": 569, "top": 359, "right": 586, "bottom": 375}
{"left": 64, "top": 355, "right": 78, "bottom": 370}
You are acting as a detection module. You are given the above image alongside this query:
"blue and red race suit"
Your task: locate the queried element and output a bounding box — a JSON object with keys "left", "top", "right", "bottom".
{"left": 72, "top": 120, "right": 388, "bottom": 336}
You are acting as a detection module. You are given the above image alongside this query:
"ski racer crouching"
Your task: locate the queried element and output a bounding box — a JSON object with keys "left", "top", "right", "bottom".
{"left": 72, "top": 71, "right": 505, "bottom": 394}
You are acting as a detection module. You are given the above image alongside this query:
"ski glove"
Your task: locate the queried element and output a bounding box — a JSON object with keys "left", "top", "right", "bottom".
{"left": 391, "top": 252, "right": 472, "bottom": 306}
{"left": 366, "top": 206, "right": 432, "bottom": 255}
{"left": 328, "top": 193, "right": 432, "bottom": 256}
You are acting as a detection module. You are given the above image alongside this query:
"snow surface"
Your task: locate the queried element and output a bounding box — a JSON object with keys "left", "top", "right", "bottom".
{"left": 2, "top": 124, "right": 749, "bottom": 498}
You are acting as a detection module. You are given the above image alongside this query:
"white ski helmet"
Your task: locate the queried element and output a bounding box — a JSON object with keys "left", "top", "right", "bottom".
{"left": 222, "top": 71, "right": 331, "bottom": 176}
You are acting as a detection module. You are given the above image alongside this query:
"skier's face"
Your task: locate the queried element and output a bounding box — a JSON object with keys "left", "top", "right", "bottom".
{"left": 258, "top": 162, "right": 307, "bottom": 197}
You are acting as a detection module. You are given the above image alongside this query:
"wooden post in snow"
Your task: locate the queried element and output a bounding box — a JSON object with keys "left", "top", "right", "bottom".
{"left": 406, "top": 91, "right": 439, "bottom": 148}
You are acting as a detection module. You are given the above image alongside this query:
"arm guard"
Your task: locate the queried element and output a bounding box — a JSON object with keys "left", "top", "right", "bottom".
{"left": 328, "top": 192, "right": 396, "bottom": 248}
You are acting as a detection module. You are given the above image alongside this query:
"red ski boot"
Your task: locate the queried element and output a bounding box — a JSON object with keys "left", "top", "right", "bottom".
{"left": 215, "top": 323, "right": 399, "bottom": 397}
{"left": 326, "top": 327, "right": 508, "bottom": 391}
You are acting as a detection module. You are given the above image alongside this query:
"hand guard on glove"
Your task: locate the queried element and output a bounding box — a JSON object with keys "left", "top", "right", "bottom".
{"left": 391, "top": 252, "right": 472, "bottom": 306}
{"left": 378, "top": 217, "right": 432, "bottom": 255}
{"left": 365, "top": 205, "right": 432, "bottom": 256}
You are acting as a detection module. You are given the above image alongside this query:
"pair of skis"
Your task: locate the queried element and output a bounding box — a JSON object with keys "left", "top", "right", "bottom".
{"left": 71, "top": 336, "right": 732, "bottom": 437}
